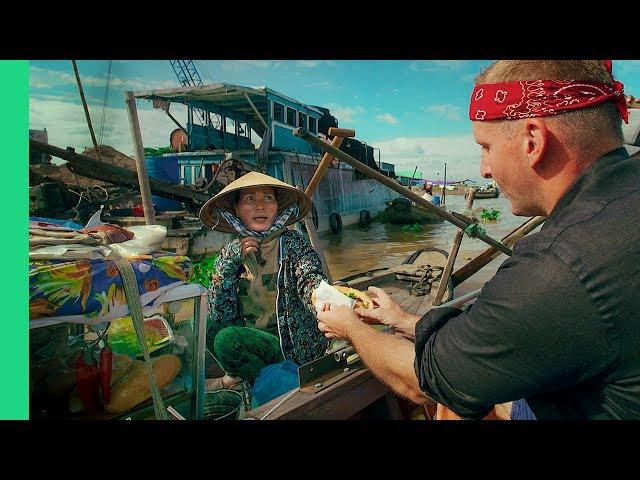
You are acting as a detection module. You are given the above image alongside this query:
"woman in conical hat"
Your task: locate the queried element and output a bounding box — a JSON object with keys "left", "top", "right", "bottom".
{"left": 199, "top": 171, "right": 329, "bottom": 392}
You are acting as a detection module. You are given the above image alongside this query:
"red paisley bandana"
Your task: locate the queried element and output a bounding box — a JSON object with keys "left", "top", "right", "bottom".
{"left": 469, "top": 79, "right": 628, "bottom": 124}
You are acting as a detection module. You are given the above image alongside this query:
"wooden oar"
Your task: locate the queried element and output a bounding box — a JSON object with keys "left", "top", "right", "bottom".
{"left": 293, "top": 128, "right": 513, "bottom": 256}
{"left": 300, "top": 127, "right": 356, "bottom": 283}
{"left": 305, "top": 127, "right": 355, "bottom": 198}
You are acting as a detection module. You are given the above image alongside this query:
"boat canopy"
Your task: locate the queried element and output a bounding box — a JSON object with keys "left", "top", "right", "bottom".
{"left": 133, "top": 83, "right": 323, "bottom": 139}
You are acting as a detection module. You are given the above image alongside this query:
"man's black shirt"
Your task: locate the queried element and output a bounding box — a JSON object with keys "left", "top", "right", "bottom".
{"left": 414, "top": 148, "right": 640, "bottom": 419}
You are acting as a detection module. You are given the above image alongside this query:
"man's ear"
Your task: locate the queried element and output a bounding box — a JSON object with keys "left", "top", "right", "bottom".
{"left": 522, "top": 118, "right": 548, "bottom": 169}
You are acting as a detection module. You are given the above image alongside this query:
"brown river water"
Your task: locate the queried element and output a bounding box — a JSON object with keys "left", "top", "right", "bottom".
{"left": 316, "top": 194, "right": 542, "bottom": 299}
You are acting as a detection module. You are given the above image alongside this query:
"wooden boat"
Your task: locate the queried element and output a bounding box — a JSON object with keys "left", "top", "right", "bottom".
{"left": 466, "top": 187, "right": 500, "bottom": 199}
{"left": 244, "top": 247, "right": 453, "bottom": 420}
{"left": 336, "top": 247, "right": 452, "bottom": 311}
{"left": 378, "top": 197, "right": 445, "bottom": 225}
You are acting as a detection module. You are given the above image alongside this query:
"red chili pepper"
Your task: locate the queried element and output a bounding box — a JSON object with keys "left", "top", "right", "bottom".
{"left": 75, "top": 347, "right": 100, "bottom": 412}
{"left": 99, "top": 341, "right": 113, "bottom": 404}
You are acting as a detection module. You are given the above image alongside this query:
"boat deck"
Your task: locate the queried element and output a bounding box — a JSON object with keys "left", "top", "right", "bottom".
{"left": 245, "top": 249, "right": 451, "bottom": 420}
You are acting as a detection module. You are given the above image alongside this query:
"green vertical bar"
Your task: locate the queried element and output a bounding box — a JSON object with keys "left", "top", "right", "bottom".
{"left": 0, "top": 60, "right": 28, "bottom": 419}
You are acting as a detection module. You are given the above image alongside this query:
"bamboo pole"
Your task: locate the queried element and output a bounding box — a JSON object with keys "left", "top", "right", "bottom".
{"left": 71, "top": 60, "right": 101, "bottom": 161}
{"left": 243, "top": 92, "right": 268, "bottom": 130}
{"left": 165, "top": 108, "right": 188, "bottom": 134}
{"left": 293, "top": 128, "right": 513, "bottom": 256}
{"left": 451, "top": 215, "right": 546, "bottom": 287}
{"left": 432, "top": 189, "right": 476, "bottom": 306}
{"left": 124, "top": 91, "right": 156, "bottom": 225}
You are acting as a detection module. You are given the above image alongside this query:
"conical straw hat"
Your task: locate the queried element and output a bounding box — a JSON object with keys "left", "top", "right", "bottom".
{"left": 199, "top": 171, "right": 311, "bottom": 233}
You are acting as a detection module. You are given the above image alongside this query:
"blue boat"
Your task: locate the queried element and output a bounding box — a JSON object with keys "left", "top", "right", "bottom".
{"left": 133, "top": 83, "right": 400, "bottom": 246}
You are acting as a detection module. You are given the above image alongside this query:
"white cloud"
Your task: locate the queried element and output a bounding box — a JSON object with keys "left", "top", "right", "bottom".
{"left": 220, "top": 60, "right": 273, "bottom": 71}
{"left": 29, "top": 97, "right": 191, "bottom": 156}
{"left": 29, "top": 65, "right": 176, "bottom": 91}
{"left": 370, "top": 134, "right": 483, "bottom": 182}
{"left": 376, "top": 113, "right": 399, "bottom": 125}
{"left": 391, "top": 89, "right": 400, "bottom": 95}
{"left": 424, "top": 104, "right": 463, "bottom": 121}
{"left": 30, "top": 93, "right": 79, "bottom": 103}
{"left": 295, "top": 60, "right": 337, "bottom": 68}
{"left": 324, "top": 103, "right": 366, "bottom": 124}
{"left": 296, "top": 61, "right": 321, "bottom": 68}
{"left": 409, "top": 60, "right": 466, "bottom": 72}
{"left": 303, "top": 81, "right": 342, "bottom": 90}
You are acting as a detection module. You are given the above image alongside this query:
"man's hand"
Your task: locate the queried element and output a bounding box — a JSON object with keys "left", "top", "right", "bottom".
{"left": 317, "top": 303, "right": 364, "bottom": 341}
{"left": 240, "top": 237, "right": 260, "bottom": 258}
{"left": 354, "top": 286, "right": 420, "bottom": 339}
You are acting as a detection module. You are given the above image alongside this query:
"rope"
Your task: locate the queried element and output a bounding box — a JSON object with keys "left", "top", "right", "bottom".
{"left": 409, "top": 265, "right": 444, "bottom": 297}
{"left": 112, "top": 256, "right": 170, "bottom": 420}
{"left": 68, "top": 185, "right": 110, "bottom": 217}
{"left": 464, "top": 222, "right": 486, "bottom": 238}
{"left": 98, "top": 60, "right": 112, "bottom": 147}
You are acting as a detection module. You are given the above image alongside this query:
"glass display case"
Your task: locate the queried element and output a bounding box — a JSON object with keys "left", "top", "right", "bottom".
{"left": 29, "top": 284, "right": 206, "bottom": 420}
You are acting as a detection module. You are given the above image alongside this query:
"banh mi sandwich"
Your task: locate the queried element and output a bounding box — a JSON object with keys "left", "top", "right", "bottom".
{"left": 334, "top": 285, "right": 373, "bottom": 309}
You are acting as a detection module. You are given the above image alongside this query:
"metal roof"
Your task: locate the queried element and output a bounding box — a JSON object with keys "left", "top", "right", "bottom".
{"left": 133, "top": 83, "right": 323, "bottom": 138}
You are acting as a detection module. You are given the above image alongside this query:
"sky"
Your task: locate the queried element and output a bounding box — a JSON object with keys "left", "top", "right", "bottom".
{"left": 29, "top": 60, "right": 640, "bottom": 183}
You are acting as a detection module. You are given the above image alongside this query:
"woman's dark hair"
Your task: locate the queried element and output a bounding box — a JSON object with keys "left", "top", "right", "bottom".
{"left": 232, "top": 187, "right": 280, "bottom": 205}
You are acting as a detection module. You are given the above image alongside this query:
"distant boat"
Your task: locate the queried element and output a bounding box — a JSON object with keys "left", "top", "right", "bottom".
{"left": 378, "top": 197, "right": 444, "bottom": 225}
{"left": 466, "top": 186, "right": 500, "bottom": 199}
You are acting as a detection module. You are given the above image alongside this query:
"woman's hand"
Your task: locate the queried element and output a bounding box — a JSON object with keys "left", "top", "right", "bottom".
{"left": 240, "top": 237, "right": 260, "bottom": 258}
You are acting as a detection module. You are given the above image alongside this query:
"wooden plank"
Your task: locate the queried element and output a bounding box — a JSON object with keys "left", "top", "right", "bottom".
{"left": 379, "top": 392, "right": 405, "bottom": 420}
{"left": 29, "top": 139, "right": 211, "bottom": 203}
{"left": 246, "top": 368, "right": 391, "bottom": 420}
{"left": 399, "top": 293, "right": 423, "bottom": 313}
{"left": 347, "top": 272, "right": 396, "bottom": 290}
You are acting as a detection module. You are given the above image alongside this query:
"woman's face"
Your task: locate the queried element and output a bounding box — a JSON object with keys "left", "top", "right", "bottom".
{"left": 234, "top": 186, "right": 279, "bottom": 231}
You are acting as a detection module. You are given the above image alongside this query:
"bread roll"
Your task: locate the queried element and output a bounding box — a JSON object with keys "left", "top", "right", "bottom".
{"left": 334, "top": 286, "right": 373, "bottom": 309}
{"left": 105, "top": 354, "right": 182, "bottom": 414}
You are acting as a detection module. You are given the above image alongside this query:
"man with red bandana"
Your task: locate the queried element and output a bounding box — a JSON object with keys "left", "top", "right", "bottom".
{"left": 316, "top": 60, "right": 640, "bottom": 420}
